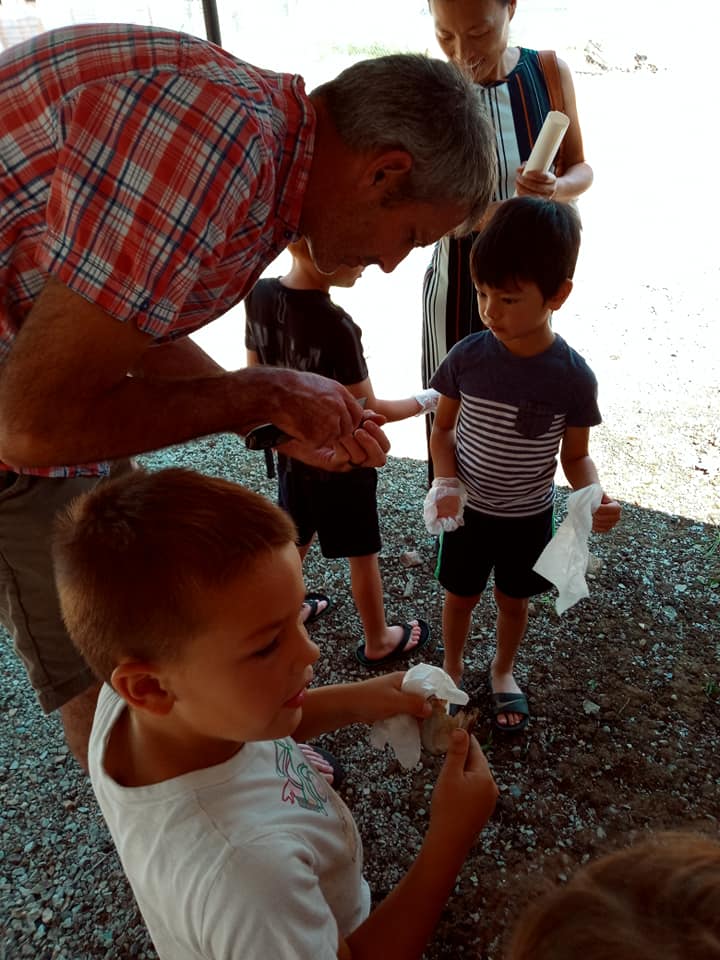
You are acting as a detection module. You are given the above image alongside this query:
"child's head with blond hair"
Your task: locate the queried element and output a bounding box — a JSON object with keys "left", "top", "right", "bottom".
{"left": 53, "top": 467, "right": 297, "bottom": 684}
{"left": 508, "top": 831, "right": 720, "bottom": 960}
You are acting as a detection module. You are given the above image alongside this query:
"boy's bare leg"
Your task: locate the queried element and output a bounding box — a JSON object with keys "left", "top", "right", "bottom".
{"left": 349, "top": 554, "right": 422, "bottom": 659}
{"left": 441, "top": 590, "right": 479, "bottom": 685}
{"left": 491, "top": 586, "right": 529, "bottom": 728}
{"left": 59, "top": 681, "right": 102, "bottom": 773}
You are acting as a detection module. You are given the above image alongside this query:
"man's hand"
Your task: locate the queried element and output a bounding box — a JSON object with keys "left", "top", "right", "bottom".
{"left": 264, "top": 369, "right": 362, "bottom": 446}
{"left": 278, "top": 411, "right": 390, "bottom": 471}
{"left": 429, "top": 730, "right": 498, "bottom": 849}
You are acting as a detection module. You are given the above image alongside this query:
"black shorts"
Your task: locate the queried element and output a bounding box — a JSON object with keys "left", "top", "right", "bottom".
{"left": 436, "top": 505, "right": 554, "bottom": 599}
{"left": 277, "top": 455, "right": 381, "bottom": 559}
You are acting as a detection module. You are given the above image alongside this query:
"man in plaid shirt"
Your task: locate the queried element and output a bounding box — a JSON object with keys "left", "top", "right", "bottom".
{"left": 0, "top": 23, "right": 496, "bottom": 768}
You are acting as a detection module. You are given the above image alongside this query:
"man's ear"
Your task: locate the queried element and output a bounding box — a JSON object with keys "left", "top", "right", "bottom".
{"left": 365, "top": 149, "right": 413, "bottom": 191}
{"left": 547, "top": 278, "right": 573, "bottom": 311}
{"left": 111, "top": 661, "right": 175, "bottom": 716}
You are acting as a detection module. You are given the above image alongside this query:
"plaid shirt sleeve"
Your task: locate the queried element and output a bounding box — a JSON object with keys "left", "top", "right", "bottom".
{"left": 37, "top": 73, "right": 271, "bottom": 337}
{"left": 1, "top": 26, "right": 313, "bottom": 475}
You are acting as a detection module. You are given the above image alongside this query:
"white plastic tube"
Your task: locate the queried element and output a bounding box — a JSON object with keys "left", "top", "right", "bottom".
{"left": 523, "top": 110, "right": 570, "bottom": 175}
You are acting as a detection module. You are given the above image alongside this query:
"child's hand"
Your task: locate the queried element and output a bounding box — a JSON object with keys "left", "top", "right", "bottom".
{"left": 429, "top": 730, "right": 498, "bottom": 849}
{"left": 593, "top": 493, "right": 621, "bottom": 533}
{"left": 436, "top": 494, "right": 461, "bottom": 519}
{"left": 423, "top": 478, "right": 467, "bottom": 534}
{"left": 356, "top": 672, "right": 433, "bottom": 723}
{"left": 413, "top": 388, "right": 441, "bottom": 415}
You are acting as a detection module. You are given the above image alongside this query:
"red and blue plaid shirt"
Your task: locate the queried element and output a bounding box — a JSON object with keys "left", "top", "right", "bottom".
{"left": 0, "top": 23, "right": 315, "bottom": 476}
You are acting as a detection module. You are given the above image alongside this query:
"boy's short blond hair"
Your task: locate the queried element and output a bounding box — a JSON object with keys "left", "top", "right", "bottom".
{"left": 52, "top": 468, "right": 297, "bottom": 683}
{"left": 508, "top": 831, "right": 720, "bottom": 959}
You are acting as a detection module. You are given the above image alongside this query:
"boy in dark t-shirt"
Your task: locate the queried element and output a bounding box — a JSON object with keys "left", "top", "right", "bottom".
{"left": 245, "top": 240, "right": 438, "bottom": 668}
{"left": 428, "top": 198, "right": 621, "bottom": 733}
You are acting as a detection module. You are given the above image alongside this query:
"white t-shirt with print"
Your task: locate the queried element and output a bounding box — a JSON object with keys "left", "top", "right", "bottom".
{"left": 89, "top": 684, "right": 371, "bottom": 960}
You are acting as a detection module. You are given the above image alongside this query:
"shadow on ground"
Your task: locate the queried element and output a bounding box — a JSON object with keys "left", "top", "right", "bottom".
{"left": 1, "top": 438, "right": 718, "bottom": 959}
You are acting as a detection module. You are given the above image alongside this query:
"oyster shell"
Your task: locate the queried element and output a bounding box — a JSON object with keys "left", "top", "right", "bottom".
{"left": 420, "top": 697, "right": 479, "bottom": 755}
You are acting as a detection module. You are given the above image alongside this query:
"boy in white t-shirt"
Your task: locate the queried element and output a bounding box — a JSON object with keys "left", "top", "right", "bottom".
{"left": 52, "top": 467, "right": 497, "bottom": 960}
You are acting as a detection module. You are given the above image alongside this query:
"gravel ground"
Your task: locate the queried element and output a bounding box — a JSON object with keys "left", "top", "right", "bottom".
{"left": 2, "top": 58, "right": 720, "bottom": 960}
{"left": 2, "top": 400, "right": 718, "bottom": 959}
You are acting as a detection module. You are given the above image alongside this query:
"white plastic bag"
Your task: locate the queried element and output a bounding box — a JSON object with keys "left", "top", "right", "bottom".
{"left": 533, "top": 483, "right": 603, "bottom": 614}
{"left": 369, "top": 663, "right": 469, "bottom": 769}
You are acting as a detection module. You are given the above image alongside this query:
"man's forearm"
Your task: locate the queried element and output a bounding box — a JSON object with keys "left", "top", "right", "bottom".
{"left": 0, "top": 365, "right": 280, "bottom": 468}
{"left": 0, "top": 278, "right": 362, "bottom": 469}
{"left": 131, "top": 336, "right": 226, "bottom": 379}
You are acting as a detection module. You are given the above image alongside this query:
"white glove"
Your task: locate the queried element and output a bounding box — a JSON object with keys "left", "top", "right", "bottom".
{"left": 413, "top": 388, "right": 441, "bottom": 415}
{"left": 423, "top": 477, "right": 467, "bottom": 534}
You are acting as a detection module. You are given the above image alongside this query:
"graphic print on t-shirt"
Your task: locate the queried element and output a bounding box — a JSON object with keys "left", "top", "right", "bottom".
{"left": 274, "top": 739, "right": 330, "bottom": 813}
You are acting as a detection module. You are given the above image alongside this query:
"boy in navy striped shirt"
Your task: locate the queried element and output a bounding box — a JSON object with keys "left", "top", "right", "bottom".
{"left": 428, "top": 198, "right": 620, "bottom": 734}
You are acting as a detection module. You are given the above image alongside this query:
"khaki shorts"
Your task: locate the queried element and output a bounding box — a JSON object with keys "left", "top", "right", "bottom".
{"left": 0, "top": 464, "right": 130, "bottom": 713}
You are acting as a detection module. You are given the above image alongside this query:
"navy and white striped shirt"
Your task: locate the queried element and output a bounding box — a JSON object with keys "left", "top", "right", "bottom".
{"left": 431, "top": 332, "right": 600, "bottom": 518}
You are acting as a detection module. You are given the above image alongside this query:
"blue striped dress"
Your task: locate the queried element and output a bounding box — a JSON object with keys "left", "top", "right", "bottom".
{"left": 421, "top": 48, "right": 558, "bottom": 388}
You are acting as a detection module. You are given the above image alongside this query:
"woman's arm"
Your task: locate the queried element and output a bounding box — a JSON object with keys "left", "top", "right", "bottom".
{"left": 516, "top": 57, "right": 593, "bottom": 202}
{"left": 553, "top": 57, "right": 593, "bottom": 199}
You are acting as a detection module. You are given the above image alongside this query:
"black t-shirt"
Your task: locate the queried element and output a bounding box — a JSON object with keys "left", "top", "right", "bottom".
{"left": 244, "top": 278, "right": 368, "bottom": 385}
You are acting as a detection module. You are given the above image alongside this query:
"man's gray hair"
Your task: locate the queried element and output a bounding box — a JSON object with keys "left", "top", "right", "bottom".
{"left": 314, "top": 54, "right": 497, "bottom": 232}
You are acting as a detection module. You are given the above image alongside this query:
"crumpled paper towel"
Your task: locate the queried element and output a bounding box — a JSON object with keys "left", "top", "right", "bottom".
{"left": 533, "top": 483, "right": 603, "bottom": 614}
{"left": 369, "top": 663, "right": 469, "bottom": 769}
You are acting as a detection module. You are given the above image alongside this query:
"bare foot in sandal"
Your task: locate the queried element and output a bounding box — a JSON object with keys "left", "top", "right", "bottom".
{"left": 301, "top": 593, "right": 330, "bottom": 625}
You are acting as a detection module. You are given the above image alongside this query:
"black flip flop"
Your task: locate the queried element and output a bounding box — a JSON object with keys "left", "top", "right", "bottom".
{"left": 355, "top": 619, "right": 430, "bottom": 669}
{"left": 489, "top": 687, "right": 530, "bottom": 734}
{"left": 303, "top": 592, "right": 331, "bottom": 625}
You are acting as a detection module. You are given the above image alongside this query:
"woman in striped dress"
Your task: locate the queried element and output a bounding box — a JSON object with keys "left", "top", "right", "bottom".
{"left": 421, "top": 0, "right": 593, "bottom": 391}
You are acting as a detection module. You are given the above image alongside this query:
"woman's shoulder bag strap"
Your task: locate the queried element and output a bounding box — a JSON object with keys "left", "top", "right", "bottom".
{"left": 537, "top": 49, "right": 567, "bottom": 176}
